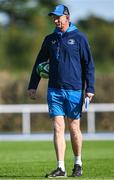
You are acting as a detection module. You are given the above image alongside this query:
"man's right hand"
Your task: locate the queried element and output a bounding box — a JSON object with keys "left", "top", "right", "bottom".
{"left": 27, "top": 89, "right": 37, "bottom": 100}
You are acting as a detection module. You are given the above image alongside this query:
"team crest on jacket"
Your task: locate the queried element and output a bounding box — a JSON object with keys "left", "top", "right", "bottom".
{"left": 51, "top": 40, "right": 56, "bottom": 44}
{"left": 67, "top": 39, "right": 75, "bottom": 45}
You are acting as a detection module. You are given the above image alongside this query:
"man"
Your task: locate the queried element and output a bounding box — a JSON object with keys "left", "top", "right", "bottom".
{"left": 28, "top": 4, "right": 95, "bottom": 178}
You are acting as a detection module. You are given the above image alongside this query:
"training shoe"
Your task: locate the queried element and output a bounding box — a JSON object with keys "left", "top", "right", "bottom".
{"left": 71, "top": 164, "right": 82, "bottom": 177}
{"left": 45, "top": 167, "right": 67, "bottom": 178}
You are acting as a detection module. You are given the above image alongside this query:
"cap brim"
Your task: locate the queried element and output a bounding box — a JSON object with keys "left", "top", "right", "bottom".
{"left": 48, "top": 12, "right": 63, "bottom": 16}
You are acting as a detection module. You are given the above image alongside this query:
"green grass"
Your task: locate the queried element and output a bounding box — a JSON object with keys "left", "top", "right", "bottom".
{"left": 0, "top": 141, "right": 114, "bottom": 179}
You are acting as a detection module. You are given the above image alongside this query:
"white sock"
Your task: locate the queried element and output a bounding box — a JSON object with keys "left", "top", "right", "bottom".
{"left": 74, "top": 155, "right": 82, "bottom": 166}
{"left": 57, "top": 161, "right": 65, "bottom": 171}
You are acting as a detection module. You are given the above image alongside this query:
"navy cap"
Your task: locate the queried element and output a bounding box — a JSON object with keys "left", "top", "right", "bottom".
{"left": 48, "top": 4, "right": 70, "bottom": 16}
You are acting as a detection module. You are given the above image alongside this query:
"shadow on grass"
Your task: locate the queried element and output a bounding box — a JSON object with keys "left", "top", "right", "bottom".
{"left": 0, "top": 175, "right": 76, "bottom": 180}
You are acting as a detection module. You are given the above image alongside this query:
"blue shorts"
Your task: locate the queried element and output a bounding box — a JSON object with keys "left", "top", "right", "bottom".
{"left": 47, "top": 88, "right": 83, "bottom": 119}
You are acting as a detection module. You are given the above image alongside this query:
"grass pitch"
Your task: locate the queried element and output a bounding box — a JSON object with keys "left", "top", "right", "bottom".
{"left": 0, "top": 140, "right": 114, "bottom": 179}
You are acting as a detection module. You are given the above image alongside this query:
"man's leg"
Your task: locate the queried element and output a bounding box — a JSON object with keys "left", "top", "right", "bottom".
{"left": 53, "top": 116, "right": 66, "bottom": 170}
{"left": 67, "top": 118, "right": 83, "bottom": 176}
{"left": 68, "top": 118, "right": 82, "bottom": 157}
{"left": 45, "top": 116, "right": 67, "bottom": 178}
{"left": 46, "top": 89, "right": 67, "bottom": 177}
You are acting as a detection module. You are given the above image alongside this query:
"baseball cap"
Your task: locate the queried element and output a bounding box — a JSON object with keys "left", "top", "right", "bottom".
{"left": 48, "top": 4, "right": 70, "bottom": 16}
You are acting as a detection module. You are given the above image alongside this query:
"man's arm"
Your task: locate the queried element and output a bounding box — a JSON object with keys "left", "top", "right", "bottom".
{"left": 80, "top": 34, "right": 95, "bottom": 100}
{"left": 27, "top": 89, "right": 37, "bottom": 100}
{"left": 28, "top": 37, "right": 49, "bottom": 99}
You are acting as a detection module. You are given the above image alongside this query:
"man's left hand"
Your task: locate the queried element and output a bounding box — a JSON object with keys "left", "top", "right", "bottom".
{"left": 85, "top": 93, "right": 94, "bottom": 102}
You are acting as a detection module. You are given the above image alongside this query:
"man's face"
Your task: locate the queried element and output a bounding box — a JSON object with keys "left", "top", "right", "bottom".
{"left": 52, "top": 15, "right": 69, "bottom": 29}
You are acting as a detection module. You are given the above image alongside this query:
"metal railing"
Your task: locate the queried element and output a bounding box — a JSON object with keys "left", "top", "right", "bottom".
{"left": 0, "top": 103, "right": 114, "bottom": 134}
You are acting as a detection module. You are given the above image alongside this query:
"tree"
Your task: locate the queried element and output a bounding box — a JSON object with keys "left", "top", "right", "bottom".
{"left": 0, "top": 0, "right": 57, "bottom": 27}
{"left": 0, "top": 0, "right": 58, "bottom": 71}
{"left": 77, "top": 16, "right": 114, "bottom": 67}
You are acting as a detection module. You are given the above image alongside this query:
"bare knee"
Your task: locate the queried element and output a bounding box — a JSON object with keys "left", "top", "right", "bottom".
{"left": 53, "top": 117, "right": 65, "bottom": 135}
{"left": 68, "top": 119, "right": 81, "bottom": 136}
{"left": 54, "top": 122, "right": 64, "bottom": 134}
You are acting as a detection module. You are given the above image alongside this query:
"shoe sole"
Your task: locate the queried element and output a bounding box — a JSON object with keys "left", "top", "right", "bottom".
{"left": 47, "top": 175, "right": 67, "bottom": 178}
{"left": 71, "top": 170, "right": 83, "bottom": 177}
{"left": 47, "top": 176, "right": 67, "bottom": 178}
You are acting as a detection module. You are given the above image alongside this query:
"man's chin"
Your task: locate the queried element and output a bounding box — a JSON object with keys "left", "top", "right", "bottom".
{"left": 56, "top": 25, "right": 61, "bottom": 28}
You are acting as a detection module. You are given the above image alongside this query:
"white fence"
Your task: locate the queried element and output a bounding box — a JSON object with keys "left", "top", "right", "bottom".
{"left": 0, "top": 104, "right": 114, "bottom": 140}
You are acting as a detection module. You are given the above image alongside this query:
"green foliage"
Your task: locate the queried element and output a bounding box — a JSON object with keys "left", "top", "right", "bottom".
{"left": 0, "top": 0, "right": 57, "bottom": 28}
{"left": 3, "top": 27, "right": 34, "bottom": 70}
{"left": 0, "top": 0, "right": 57, "bottom": 71}
{"left": 0, "top": 0, "right": 114, "bottom": 73}
{"left": 77, "top": 16, "right": 114, "bottom": 70}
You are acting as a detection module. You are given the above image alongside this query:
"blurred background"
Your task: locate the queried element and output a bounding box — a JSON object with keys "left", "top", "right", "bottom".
{"left": 0, "top": 0, "right": 114, "bottom": 136}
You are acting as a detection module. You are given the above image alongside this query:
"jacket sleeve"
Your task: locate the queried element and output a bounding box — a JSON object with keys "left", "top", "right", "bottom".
{"left": 28, "top": 37, "right": 49, "bottom": 90}
{"left": 80, "top": 35, "right": 95, "bottom": 93}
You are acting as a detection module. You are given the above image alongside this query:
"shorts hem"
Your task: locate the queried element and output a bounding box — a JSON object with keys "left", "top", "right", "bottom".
{"left": 50, "top": 114, "right": 65, "bottom": 118}
{"left": 67, "top": 115, "right": 81, "bottom": 120}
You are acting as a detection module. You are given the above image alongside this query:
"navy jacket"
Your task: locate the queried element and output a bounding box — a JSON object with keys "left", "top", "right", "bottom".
{"left": 28, "top": 23, "right": 95, "bottom": 93}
